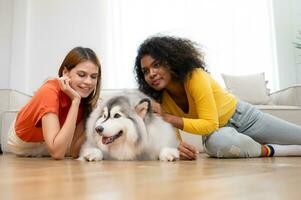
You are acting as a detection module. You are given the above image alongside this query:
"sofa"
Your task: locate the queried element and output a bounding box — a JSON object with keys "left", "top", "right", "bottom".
{"left": 0, "top": 89, "right": 32, "bottom": 153}
{"left": 1, "top": 85, "right": 301, "bottom": 153}
{"left": 222, "top": 73, "right": 301, "bottom": 126}
{"left": 256, "top": 85, "right": 301, "bottom": 126}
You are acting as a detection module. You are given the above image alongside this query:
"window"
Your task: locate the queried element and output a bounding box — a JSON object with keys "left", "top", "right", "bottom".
{"left": 101, "top": 0, "right": 277, "bottom": 90}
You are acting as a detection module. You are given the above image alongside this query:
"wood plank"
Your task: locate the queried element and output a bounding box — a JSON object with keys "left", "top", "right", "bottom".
{"left": 1, "top": 153, "right": 301, "bottom": 200}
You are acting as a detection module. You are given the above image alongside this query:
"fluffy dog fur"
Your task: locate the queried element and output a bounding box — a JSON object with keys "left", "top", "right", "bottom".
{"left": 79, "top": 92, "right": 179, "bottom": 161}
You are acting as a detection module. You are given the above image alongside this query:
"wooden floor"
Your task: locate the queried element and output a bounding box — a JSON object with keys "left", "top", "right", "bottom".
{"left": 1, "top": 153, "right": 301, "bottom": 200}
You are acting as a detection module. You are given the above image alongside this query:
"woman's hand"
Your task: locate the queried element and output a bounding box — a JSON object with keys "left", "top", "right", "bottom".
{"left": 58, "top": 76, "right": 81, "bottom": 101}
{"left": 151, "top": 101, "right": 184, "bottom": 130}
{"left": 178, "top": 141, "right": 199, "bottom": 160}
{"left": 152, "top": 101, "right": 198, "bottom": 160}
{"left": 151, "top": 101, "right": 162, "bottom": 115}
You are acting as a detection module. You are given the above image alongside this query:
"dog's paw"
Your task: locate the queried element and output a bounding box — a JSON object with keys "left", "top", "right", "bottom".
{"left": 159, "top": 147, "right": 179, "bottom": 162}
{"left": 79, "top": 148, "right": 104, "bottom": 162}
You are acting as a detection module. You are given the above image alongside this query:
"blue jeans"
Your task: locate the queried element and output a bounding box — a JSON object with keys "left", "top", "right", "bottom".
{"left": 203, "top": 100, "right": 301, "bottom": 158}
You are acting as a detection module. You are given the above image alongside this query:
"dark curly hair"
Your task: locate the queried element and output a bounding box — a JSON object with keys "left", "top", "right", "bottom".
{"left": 134, "top": 35, "right": 207, "bottom": 101}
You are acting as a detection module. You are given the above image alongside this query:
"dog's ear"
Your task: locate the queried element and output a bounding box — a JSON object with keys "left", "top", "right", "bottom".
{"left": 135, "top": 98, "right": 151, "bottom": 119}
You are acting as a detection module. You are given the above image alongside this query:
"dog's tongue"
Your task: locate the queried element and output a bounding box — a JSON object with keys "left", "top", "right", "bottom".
{"left": 102, "top": 136, "right": 114, "bottom": 145}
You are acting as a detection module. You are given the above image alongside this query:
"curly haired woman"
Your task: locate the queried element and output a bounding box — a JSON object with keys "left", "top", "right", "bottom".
{"left": 134, "top": 35, "right": 301, "bottom": 160}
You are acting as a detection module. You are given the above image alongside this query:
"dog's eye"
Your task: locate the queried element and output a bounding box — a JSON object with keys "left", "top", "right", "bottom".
{"left": 114, "top": 113, "right": 121, "bottom": 118}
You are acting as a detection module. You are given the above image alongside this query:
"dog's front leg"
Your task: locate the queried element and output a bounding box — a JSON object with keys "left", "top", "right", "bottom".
{"left": 78, "top": 142, "right": 104, "bottom": 162}
{"left": 159, "top": 147, "right": 179, "bottom": 161}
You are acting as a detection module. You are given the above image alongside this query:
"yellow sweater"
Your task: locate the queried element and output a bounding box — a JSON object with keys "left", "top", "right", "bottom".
{"left": 161, "top": 69, "right": 237, "bottom": 135}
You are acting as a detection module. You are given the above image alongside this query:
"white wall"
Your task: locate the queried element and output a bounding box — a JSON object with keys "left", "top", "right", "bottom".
{"left": 1, "top": 0, "right": 301, "bottom": 94}
{"left": 9, "top": 0, "right": 30, "bottom": 93}
{"left": 1, "top": 0, "right": 107, "bottom": 95}
{"left": 272, "top": 0, "right": 301, "bottom": 89}
{"left": 26, "top": 0, "right": 108, "bottom": 94}
{"left": 0, "top": 0, "right": 13, "bottom": 89}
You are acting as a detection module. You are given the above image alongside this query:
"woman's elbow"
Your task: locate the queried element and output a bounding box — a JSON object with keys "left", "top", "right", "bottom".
{"left": 52, "top": 154, "right": 64, "bottom": 160}
{"left": 48, "top": 149, "right": 65, "bottom": 160}
{"left": 208, "top": 121, "right": 219, "bottom": 133}
{"left": 213, "top": 121, "right": 219, "bottom": 130}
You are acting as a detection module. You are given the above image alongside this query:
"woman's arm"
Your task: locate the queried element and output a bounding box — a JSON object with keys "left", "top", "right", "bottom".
{"left": 162, "top": 113, "right": 183, "bottom": 130}
{"left": 152, "top": 101, "right": 198, "bottom": 160}
{"left": 42, "top": 76, "right": 82, "bottom": 160}
{"left": 174, "top": 70, "right": 219, "bottom": 135}
{"left": 69, "top": 120, "right": 86, "bottom": 159}
{"left": 42, "top": 98, "right": 80, "bottom": 160}
{"left": 152, "top": 101, "right": 184, "bottom": 129}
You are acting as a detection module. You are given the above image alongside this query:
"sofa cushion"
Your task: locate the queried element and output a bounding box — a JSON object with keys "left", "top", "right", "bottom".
{"left": 222, "top": 72, "right": 272, "bottom": 105}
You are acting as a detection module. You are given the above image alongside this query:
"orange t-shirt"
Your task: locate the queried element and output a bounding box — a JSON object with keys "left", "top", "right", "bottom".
{"left": 15, "top": 79, "right": 84, "bottom": 142}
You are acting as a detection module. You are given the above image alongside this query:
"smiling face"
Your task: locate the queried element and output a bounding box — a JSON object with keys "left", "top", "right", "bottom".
{"left": 140, "top": 55, "right": 172, "bottom": 91}
{"left": 64, "top": 60, "right": 99, "bottom": 98}
{"left": 93, "top": 98, "right": 139, "bottom": 148}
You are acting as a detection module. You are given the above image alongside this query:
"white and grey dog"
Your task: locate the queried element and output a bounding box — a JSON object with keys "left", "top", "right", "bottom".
{"left": 79, "top": 92, "right": 179, "bottom": 161}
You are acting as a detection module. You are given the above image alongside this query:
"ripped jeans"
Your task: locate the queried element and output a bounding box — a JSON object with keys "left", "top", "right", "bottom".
{"left": 202, "top": 100, "right": 301, "bottom": 158}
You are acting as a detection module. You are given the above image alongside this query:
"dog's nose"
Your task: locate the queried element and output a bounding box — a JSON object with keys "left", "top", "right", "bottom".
{"left": 95, "top": 126, "right": 104, "bottom": 134}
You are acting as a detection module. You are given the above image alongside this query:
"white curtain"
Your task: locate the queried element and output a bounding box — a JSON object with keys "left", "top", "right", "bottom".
{"left": 100, "top": 0, "right": 277, "bottom": 90}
